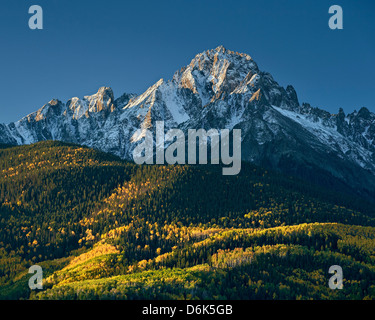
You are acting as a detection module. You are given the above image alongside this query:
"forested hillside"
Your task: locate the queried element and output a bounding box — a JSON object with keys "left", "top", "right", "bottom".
{"left": 0, "top": 141, "right": 374, "bottom": 300}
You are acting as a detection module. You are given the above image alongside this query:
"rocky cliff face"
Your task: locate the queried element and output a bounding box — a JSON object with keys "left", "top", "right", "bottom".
{"left": 1, "top": 46, "right": 375, "bottom": 198}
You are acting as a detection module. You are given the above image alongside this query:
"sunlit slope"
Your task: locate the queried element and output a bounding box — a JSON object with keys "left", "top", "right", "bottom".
{"left": 35, "top": 223, "right": 375, "bottom": 300}
{"left": 1, "top": 141, "right": 375, "bottom": 300}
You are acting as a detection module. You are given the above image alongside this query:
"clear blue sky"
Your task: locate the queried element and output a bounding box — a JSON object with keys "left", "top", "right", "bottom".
{"left": 0, "top": 0, "right": 374, "bottom": 123}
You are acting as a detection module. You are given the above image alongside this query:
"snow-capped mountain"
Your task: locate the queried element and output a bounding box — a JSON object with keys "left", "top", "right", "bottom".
{"left": 1, "top": 46, "right": 375, "bottom": 197}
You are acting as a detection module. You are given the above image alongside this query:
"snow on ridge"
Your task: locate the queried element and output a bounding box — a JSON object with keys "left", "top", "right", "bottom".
{"left": 272, "top": 105, "right": 374, "bottom": 170}
{"left": 272, "top": 105, "right": 338, "bottom": 138}
{"left": 13, "top": 121, "right": 35, "bottom": 144}
{"left": 122, "top": 79, "right": 164, "bottom": 111}
{"left": 160, "top": 83, "right": 190, "bottom": 125}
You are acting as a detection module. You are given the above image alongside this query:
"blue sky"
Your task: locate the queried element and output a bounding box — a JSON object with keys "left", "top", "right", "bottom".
{"left": 0, "top": 0, "right": 374, "bottom": 123}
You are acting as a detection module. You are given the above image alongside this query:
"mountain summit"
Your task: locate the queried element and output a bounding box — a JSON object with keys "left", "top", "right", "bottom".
{"left": 1, "top": 46, "right": 375, "bottom": 197}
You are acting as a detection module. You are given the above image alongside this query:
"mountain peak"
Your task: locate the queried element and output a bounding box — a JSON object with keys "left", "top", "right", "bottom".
{"left": 48, "top": 99, "right": 62, "bottom": 106}
{"left": 169, "top": 46, "right": 260, "bottom": 107}
{"left": 209, "top": 45, "right": 253, "bottom": 60}
{"left": 212, "top": 45, "right": 228, "bottom": 55}
{"left": 67, "top": 86, "right": 116, "bottom": 119}
{"left": 357, "top": 107, "right": 371, "bottom": 119}
{"left": 194, "top": 45, "right": 255, "bottom": 65}
{"left": 94, "top": 86, "right": 114, "bottom": 101}
{"left": 1, "top": 47, "right": 375, "bottom": 196}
